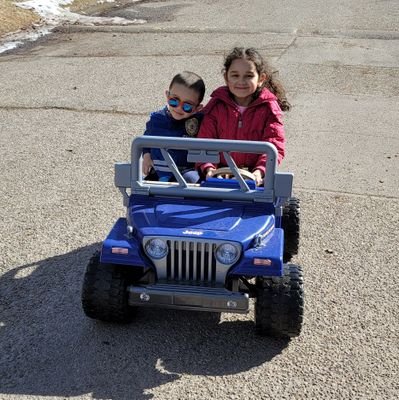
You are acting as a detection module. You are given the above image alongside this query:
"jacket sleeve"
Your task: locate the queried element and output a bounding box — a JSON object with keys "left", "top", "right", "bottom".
{"left": 254, "top": 103, "right": 286, "bottom": 174}
{"left": 196, "top": 105, "right": 220, "bottom": 173}
{"left": 152, "top": 153, "right": 173, "bottom": 181}
{"left": 142, "top": 117, "right": 153, "bottom": 155}
{"left": 142, "top": 114, "right": 173, "bottom": 180}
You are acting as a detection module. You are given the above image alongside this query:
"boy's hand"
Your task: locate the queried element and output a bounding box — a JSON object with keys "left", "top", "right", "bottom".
{"left": 142, "top": 153, "right": 154, "bottom": 175}
{"left": 253, "top": 169, "right": 264, "bottom": 186}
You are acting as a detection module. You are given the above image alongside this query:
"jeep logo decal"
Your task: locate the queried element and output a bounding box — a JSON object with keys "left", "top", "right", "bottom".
{"left": 182, "top": 230, "right": 203, "bottom": 235}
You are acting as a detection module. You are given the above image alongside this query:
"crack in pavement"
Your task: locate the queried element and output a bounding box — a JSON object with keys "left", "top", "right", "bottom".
{"left": 295, "top": 187, "right": 399, "bottom": 200}
{"left": 54, "top": 25, "right": 399, "bottom": 40}
{"left": 0, "top": 105, "right": 148, "bottom": 116}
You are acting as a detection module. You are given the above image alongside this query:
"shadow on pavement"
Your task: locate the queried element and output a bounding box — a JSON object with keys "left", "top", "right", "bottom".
{"left": 0, "top": 243, "right": 288, "bottom": 399}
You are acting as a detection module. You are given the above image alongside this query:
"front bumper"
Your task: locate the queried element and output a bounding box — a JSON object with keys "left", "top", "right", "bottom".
{"left": 127, "top": 283, "right": 249, "bottom": 313}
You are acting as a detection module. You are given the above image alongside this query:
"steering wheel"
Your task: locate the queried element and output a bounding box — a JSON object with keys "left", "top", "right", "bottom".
{"left": 211, "top": 167, "right": 256, "bottom": 181}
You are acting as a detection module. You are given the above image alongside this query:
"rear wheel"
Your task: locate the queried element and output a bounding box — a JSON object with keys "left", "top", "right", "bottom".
{"left": 81, "top": 252, "right": 136, "bottom": 323}
{"left": 255, "top": 264, "right": 304, "bottom": 338}
{"left": 282, "top": 197, "right": 300, "bottom": 262}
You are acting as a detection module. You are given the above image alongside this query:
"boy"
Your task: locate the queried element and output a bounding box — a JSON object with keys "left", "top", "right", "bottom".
{"left": 142, "top": 71, "right": 205, "bottom": 183}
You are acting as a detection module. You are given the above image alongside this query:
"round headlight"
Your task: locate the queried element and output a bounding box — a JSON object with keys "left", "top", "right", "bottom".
{"left": 215, "top": 243, "right": 240, "bottom": 265}
{"left": 145, "top": 238, "right": 168, "bottom": 259}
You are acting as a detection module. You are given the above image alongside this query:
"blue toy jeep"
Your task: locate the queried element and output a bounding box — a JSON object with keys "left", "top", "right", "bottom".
{"left": 81, "top": 137, "right": 303, "bottom": 338}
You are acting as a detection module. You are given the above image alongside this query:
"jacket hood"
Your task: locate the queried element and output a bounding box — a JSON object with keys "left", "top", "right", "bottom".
{"left": 204, "top": 86, "right": 277, "bottom": 113}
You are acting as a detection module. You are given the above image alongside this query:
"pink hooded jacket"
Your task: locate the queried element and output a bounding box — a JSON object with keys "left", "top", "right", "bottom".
{"left": 197, "top": 86, "right": 285, "bottom": 176}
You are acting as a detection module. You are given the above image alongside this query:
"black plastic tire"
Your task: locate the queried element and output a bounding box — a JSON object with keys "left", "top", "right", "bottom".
{"left": 282, "top": 197, "right": 300, "bottom": 262}
{"left": 81, "top": 252, "right": 136, "bottom": 323}
{"left": 255, "top": 264, "right": 304, "bottom": 338}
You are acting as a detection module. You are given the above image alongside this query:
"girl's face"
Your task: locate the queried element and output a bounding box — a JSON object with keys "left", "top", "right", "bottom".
{"left": 224, "top": 58, "right": 266, "bottom": 106}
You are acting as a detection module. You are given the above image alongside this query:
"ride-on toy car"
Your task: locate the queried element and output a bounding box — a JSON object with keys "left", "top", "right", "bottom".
{"left": 81, "top": 137, "right": 303, "bottom": 338}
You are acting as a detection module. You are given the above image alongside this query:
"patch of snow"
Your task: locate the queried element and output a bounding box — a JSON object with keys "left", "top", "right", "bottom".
{"left": 0, "top": 0, "right": 145, "bottom": 54}
{"left": 0, "top": 26, "right": 52, "bottom": 54}
{"left": 17, "top": 0, "right": 145, "bottom": 25}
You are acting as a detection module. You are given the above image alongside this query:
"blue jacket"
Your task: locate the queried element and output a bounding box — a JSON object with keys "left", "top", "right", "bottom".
{"left": 143, "top": 107, "right": 202, "bottom": 180}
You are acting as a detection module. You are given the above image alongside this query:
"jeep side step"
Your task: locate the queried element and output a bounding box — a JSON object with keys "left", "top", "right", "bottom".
{"left": 127, "top": 284, "right": 249, "bottom": 313}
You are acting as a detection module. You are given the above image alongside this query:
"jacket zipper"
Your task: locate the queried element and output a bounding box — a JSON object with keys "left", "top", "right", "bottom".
{"left": 238, "top": 112, "right": 243, "bottom": 128}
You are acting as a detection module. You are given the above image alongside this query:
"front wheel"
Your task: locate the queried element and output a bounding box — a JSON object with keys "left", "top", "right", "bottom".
{"left": 81, "top": 252, "right": 136, "bottom": 323}
{"left": 255, "top": 264, "right": 304, "bottom": 338}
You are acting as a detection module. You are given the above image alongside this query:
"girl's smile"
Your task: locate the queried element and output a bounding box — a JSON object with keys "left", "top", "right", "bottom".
{"left": 224, "top": 58, "right": 266, "bottom": 106}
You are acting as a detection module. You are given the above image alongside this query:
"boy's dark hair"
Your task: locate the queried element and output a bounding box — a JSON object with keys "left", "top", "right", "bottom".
{"left": 169, "top": 71, "right": 206, "bottom": 103}
{"left": 223, "top": 47, "right": 291, "bottom": 111}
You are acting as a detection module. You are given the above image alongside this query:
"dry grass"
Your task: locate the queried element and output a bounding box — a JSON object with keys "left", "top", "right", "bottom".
{"left": 0, "top": 0, "right": 41, "bottom": 37}
{"left": 70, "top": 0, "right": 104, "bottom": 12}
{"left": 69, "top": 0, "right": 134, "bottom": 14}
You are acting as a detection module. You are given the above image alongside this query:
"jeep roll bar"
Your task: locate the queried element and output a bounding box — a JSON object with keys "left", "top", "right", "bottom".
{"left": 115, "top": 136, "right": 293, "bottom": 206}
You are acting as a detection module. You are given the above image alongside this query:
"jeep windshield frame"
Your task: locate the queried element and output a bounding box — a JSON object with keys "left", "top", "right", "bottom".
{"left": 115, "top": 136, "right": 293, "bottom": 204}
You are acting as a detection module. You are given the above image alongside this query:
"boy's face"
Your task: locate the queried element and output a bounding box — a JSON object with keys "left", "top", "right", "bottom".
{"left": 166, "top": 83, "right": 203, "bottom": 120}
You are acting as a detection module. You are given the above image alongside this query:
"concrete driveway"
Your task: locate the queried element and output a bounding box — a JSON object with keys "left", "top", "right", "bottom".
{"left": 0, "top": 1, "right": 398, "bottom": 399}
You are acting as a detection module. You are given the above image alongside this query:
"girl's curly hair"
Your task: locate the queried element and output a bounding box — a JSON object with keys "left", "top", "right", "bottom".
{"left": 223, "top": 47, "right": 291, "bottom": 111}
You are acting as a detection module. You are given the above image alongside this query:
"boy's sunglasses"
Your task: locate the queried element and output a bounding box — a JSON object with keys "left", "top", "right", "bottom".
{"left": 167, "top": 96, "right": 195, "bottom": 113}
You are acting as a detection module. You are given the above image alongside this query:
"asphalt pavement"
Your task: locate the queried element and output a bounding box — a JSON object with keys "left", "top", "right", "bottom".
{"left": 0, "top": 1, "right": 398, "bottom": 399}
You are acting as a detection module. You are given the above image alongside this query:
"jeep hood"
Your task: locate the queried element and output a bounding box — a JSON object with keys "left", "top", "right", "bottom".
{"left": 130, "top": 196, "right": 274, "bottom": 246}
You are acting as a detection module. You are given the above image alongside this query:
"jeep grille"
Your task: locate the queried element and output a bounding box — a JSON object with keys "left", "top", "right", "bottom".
{"left": 143, "top": 237, "right": 241, "bottom": 285}
{"left": 167, "top": 240, "right": 217, "bottom": 282}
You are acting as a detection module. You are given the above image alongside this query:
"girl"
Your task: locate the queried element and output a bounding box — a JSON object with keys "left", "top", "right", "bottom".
{"left": 197, "top": 47, "right": 290, "bottom": 186}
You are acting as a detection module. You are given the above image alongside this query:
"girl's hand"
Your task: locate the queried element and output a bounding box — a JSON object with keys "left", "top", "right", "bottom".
{"left": 205, "top": 167, "right": 216, "bottom": 178}
{"left": 253, "top": 169, "right": 264, "bottom": 186}
{"left": 142, "top": 153, "right": 154, "bottom": 175}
